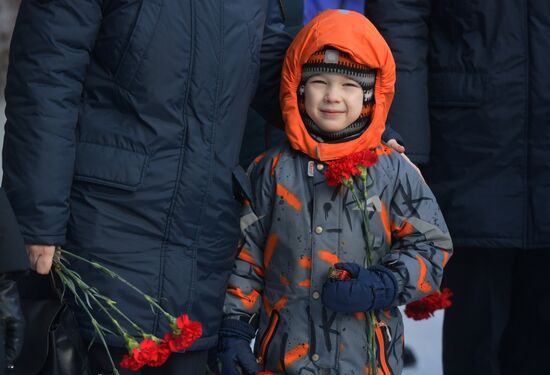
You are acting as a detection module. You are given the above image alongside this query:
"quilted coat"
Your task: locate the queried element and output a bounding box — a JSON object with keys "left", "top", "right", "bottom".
{"left": 2, "top": 0, "right": 290, "bottom": 349}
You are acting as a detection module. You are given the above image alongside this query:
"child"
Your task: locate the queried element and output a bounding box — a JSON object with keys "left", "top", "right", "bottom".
{"left": 218, "top": 9, "right": 452, "bottom": 375}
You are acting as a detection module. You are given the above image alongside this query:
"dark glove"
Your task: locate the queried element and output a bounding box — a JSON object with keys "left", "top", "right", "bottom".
{"left": 218, "top": 318, "right": 259, "bottom": 375}
{"left": 322, "top": 262, "right": 398, "bottom": 313}
{"left": 0, "top": 274, "right": 25, "bottom": 367}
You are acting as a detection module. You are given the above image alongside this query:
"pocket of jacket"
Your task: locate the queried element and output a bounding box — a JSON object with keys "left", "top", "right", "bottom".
{"left": 112, "top": 0, "right": 164, "bottom": 89}
{"left": 429, "top": 72, "right": 487, "bottom": 107}
{"left": 73, "top": 142, "right": 149, "bottom": 191}
{"left": 257, "top": 310, "right": 280, "bottom": 367}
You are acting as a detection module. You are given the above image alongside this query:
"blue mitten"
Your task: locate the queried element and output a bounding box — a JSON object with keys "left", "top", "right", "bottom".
{"left": 322, "top": 262, "right": 398, "bottom": 313}
{"left": 218, "top": 318, "right": 259, "bottom": 375}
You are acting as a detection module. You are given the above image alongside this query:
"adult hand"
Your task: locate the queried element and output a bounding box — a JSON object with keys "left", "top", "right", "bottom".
{"left": 322, "top": 262, "right": 398, "bottom": 313}
{"left": 0, "top": 274, "right": 25, "bottom": 368}
{"left": 26, "top": 245, "right": 55, "bottom": 274}
{"left": 385, "top": 138, "right": 405, "bottom": 154}
{"left": 218, "top": 319, "right": 259, "bottom": 375}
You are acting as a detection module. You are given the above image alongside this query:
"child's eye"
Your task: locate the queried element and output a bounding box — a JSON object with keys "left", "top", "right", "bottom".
{"left": 344, "top": 82, "right": 360, "bottom": 88}
{"left": 310, "top": 80, "right": 327, "bottom": 85}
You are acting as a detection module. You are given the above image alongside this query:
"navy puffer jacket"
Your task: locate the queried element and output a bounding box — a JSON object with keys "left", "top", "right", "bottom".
{"left": 2, "top": 0, "right": 290, "bottom": 349}
{"left": 366, "top": 0, "right": 550, "bottom": 249}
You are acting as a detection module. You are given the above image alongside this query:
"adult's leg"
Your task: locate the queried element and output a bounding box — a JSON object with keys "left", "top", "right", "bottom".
{"left": 442, "top": 248, "right": 515, "bottom": 375}
{"left": 500, "top": 249, "right": 550, "bottom": 375}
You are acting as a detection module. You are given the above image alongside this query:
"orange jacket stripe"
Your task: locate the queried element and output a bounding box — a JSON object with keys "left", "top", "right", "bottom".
{"left": 284, "top": 342, "right": 310, "bottom": 367}
{"left": 319, "top": 250, "right": 340, "bottom": 265}
{"left": 415, "top": 255, "right": 433, "bottom": 293}
{"left": 276, "top": 183, "right": 302, "bottom": 211}
{"left": 238, "top": 247, "right": 259, "bottom": 267}
{"left": 379, "top": 203, "right": 392, "bottom": 244}
{"left": 299, "top": 255, "right": 312, "bottom": 269}
{"left": 394, "top": 219, "right": 415, "bottom": 238}
{"left": 298, "top": 279, "right": 311, "bottom": 288}
{"left": 263, "top": 233, "right": 279, "bottom": 269}
{"left": 227, "top": 287, "right": 260, "bottom": 311}
{"left": 254, "top": 152, "right": 266, "bottom": 164}
{"left": 271, "top": 151, "right": 283, "bottom": 176}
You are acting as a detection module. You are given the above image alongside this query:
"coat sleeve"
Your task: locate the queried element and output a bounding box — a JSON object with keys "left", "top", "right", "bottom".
{"left": 2, "top": 0, "right": 102, "bottom": 245}
{"left": 223, "top": 154, "right": 276, "bottom": 320}
{"left": 365, "top": 0, "right": 432, "bottom": 164}
{"left": 381, "top": 154, "right": 453, "bottom": 305}
{"left": 250, "top": 0, "right": 293, "bottom": 129}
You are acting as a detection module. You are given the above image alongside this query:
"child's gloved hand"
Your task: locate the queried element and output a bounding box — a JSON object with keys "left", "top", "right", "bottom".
{"left": 322, "top": 262, "right": 398, "bottom": 313}
{"left": 218, "top": 318, "right": 260, "bottom": 375}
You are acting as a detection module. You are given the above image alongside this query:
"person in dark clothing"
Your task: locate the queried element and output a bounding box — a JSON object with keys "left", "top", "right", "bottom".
{"left": 0, "top": 188, "right": 28, "bottom": 375}
{"left": 2, "top": 0, "right": 291, "bottom": 373}
{"left": 366, "top": 1, "right": 550, "bottom": 374}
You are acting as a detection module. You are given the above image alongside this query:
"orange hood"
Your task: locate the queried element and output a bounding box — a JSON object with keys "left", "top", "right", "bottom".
{"left": 280, "top": 9, "right": 396, "bottom": 161}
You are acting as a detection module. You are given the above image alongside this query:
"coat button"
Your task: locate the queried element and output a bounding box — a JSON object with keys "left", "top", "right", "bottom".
{"left": 314, "top": 226, "right": 323, "bottom": 234}
{"left": 312, "top": 353, "right": 320, "bottom": 362}
{"left": 312, "top": 291, "right": 320, "bottom": 300}
{"left": 316, "top": 163, "right": 324, "bottom": 171}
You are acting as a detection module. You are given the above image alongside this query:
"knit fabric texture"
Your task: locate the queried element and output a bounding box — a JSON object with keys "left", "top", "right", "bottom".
{"left": 298, "top": 48, "right": 377, "bottom": 143}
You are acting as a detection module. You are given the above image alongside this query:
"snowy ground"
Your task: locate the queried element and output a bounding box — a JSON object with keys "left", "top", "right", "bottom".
{"left": 402, "top": 308, "right": 443, "bottom": 375}
{"left": 0, "top": 98, "right": 444, "bottom": 375}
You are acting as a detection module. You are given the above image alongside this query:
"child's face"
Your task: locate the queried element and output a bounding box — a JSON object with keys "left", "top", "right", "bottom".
{"left": 304, "top": 73, "right": 364, "bottom": 133}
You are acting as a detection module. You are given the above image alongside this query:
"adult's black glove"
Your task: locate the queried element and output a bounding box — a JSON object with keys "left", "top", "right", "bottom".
{"left": 218, "top": 318, "right": 259, "bottom": 375}
{"left": 322, "top": 262, "right": 398, "bottom": 313}
{"left": 0, "top": 274, "right": 25, "bottom": 368}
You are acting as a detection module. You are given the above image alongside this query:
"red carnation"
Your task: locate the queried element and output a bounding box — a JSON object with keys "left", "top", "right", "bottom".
{"left": 164, "top": 314, "right": 203, "bottom": 352}
{"left": 147, "top": 341, "right": 172, "bottom": 367}
{"left": 120, "top": 348, "right": 147, "bottom": 371}
{"left": 325, "top": 150, "right": 378, "bottom": 186}
{"left": 404, "top": 288, "right": 453, "bottom": 321}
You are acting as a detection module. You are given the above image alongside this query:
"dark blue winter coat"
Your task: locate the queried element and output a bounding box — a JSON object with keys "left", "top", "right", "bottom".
{"left": 366, "top": 0, "right": 550, "bottom": 249}
{"left": 2, "top": 0, "right": 290, "bottom": 350}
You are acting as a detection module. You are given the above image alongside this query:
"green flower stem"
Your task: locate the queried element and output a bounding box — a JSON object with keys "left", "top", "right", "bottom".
{"left": 59, "top": 249, "right": 174, "bottom": 321}
{"left": 54, "top": 268, "right": 120, "bottom": 375}
{"left": 345, "top": 170, "right": 379, "bottom": 371}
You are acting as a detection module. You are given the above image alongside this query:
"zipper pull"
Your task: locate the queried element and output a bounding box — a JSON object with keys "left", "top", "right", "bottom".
{"left": 377, "top": 321, "right": 392, "bottom": 342}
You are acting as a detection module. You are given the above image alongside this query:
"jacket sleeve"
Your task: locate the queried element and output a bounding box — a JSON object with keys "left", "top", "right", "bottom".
{"left": 365, "top": 0, "right": 432, "bottom": 164}
{"left": 223, "top": 154, "right": 276, "bottom": 320}
{"left": 250, "top": 0, "right": 293, "bottom": 129}
{"left": 2, "top": 0, "right": 102, "bottom": 245}
{"left": 382, "top": 154, "right": 453, "bottom": 305}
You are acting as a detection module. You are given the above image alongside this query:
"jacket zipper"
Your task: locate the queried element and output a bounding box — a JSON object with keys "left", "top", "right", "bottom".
{"left": 257, "top": 310, "right": 280, "bottom": 366}
{"left": 374, "top": 321, "right": 393, "bottom": 375}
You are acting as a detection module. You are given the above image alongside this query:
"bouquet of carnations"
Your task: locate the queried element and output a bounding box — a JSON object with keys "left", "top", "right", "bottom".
{"left": 52, "top": 248, "right": 202, "bottom": 374}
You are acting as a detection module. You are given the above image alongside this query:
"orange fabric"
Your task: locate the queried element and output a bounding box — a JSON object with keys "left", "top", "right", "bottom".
{"left": 254, "top": 266, "right": 264, "bottom": 277}
{"left": 298, "top": 279, "right": 311, "bottom": 288}
{"left": 227, "top": 287, "right": 260, "bottom": 310}
{"left": 280, "top": 10, "right": 396, "bottom": 161}
{"left": 238, "top": 247, "right": 259, "bottom": 267}
{"left": 379, "top": 203, "right": 392, "bottom": 244}
{"left": 319, "top": 250, "right": 340, "bottom": 265}
{"left": 364, "top": 368, "right": 384, "bottom": 375}
{"left": 263, "top": 295, "right": 289, "bottom": 317}
{"left": 393, "top": 219, "right": 415, "bottom": 238}
{"left": 284, "top": 342, "right": 310, "bottom": 367}
{"left": 271, "top": 151, "right": 283, "bottom": 176}
{"left": 276, "top": 183, "right": 302, "bottom": 211}
{"left": 263, "top": 233, "right": 279, "bottom": 269}
{"left": 375, "top": 325, "right": 391, "bottom": 375}
{"left": 299, "top": 255, "right": 312, "bottom": 269}
{"left": 355, "top": 312, "right": 365, "bottom": 320}
{"left": 254, "top": 152, "right": 266, "bottom": 164}
{"left": 415, "top": 255, "right": 433, "bottom": 293}
{"left": 280, "top": 275, "right": 290, "bottom": 285}
{"left": 375, "top": 145, "right": 393, "bottom": 156}
{"left": 441, "top": 248, "right": 450, "bottom": 268}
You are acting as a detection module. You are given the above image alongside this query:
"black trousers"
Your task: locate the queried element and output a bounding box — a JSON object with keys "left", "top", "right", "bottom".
{"left": 442, "top": 248, "right": 550, "bottom": 375}
{"left": 88, "top": 344, "right": 208, "bottom": 375}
